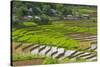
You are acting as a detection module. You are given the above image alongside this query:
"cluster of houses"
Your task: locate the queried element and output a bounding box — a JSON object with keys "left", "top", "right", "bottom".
{"left": 13, "top": 14, "right": 90, "bottom": 23}
{"left": 63, "top": 14, "right": 90, "bottom": 20}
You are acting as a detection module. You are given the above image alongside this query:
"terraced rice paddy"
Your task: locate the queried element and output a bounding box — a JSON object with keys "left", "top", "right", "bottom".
{"left": 11, "top": 1, "right": 97, "bottom": 66}
{"left": 12, "top": 41, "right": 97, "bottom": 66}
{"left": 12, "top": 20, "right": 97, "bottom": 66}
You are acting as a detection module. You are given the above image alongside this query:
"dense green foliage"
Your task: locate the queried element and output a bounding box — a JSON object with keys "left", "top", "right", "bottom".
{"left": 12, "top": 1, "right": 97, "bottom": 25}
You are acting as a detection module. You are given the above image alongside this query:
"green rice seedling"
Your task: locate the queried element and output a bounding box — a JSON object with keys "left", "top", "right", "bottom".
{"left": 59, "top": 58, "right": 70, "bottom": 63}
{"left": 43, "top": 57, "right": 59, "bottom": 64}
{"left": 12, "top": 20, "right": 96, "bottom": 49}
{"left": 75, "top": 57, "right": 86, "bottom": 63}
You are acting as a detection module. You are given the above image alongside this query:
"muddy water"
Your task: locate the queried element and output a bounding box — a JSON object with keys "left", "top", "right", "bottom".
{"left": 30, "top": 44, "right": 97, "bottom": 61}
{"left": 68, "top": 33, "right": 97, "bottom": 49}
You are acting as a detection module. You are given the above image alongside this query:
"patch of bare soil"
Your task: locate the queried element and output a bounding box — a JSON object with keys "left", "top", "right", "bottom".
{"left": 12, "top": 58, "right": 44, "bottom": 66}
{"left": 68, "top": 32, "right": 97, "bottom": 41}
{"left": 67, "top": 32, "right": 97, "bottom": 49}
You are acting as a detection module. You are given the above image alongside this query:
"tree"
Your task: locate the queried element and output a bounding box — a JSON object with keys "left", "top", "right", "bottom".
{"left": 33, "top": 14, "right": 50, "bottom": 25}
{"left": 62, "top": 7, "right": 72, "bottom": 16}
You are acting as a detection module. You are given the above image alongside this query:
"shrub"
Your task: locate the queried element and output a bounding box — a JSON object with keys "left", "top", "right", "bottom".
{"left": 33, "top": 14, "right": 51, "bottom": 25}
{"left": 43, "top": 57, "right": 59, "bottom": 64}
